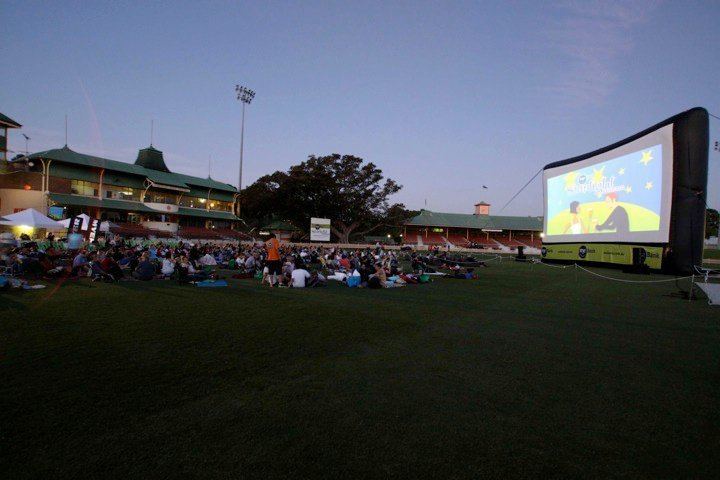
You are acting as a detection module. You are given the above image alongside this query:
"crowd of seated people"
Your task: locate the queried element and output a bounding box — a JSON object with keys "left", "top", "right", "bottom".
{"left": 0, "top": 239, "right": 234, "bottom": 284}
{"left": 0, "top": 235, "right": 448, "bottom": 290}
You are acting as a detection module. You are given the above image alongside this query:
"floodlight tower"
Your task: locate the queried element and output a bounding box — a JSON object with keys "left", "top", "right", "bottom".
{"left": 235, "top": 84, "right": 255, "bottom": 217}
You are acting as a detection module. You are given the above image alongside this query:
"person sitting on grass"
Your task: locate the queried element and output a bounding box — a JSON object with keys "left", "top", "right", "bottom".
{"left": 290, "top": 267, "right": 311, "bottom": 288}
{"left": 71, "top": 250, "right": 90, "bottom": 277}
{"left": 199, "top": 251, "right": 217, "bottom": 267}
{"left": 176, "top": 256, "right": 207, "bottom": 284}
{"left": 282, "top": 256, "right": 295, "bottom": 277}
{"left": 339, "top": 254, "right": 351, "bottom": 271}
{"left": 307, "top": 270, "right": 327, "bottom": 288}
{"left": 133, "top": 252, "right": 155, "bottom": 281}
{"left": 90, "top": 253, "right": 116, "bottom": 282}
{"left": 367, "top": 263, "right": 387, "bottom": 289}
{"left": 244, "top": 253, "right": 257, "bottom": 273}
{"left": 277, "top": 271, "right": 292, "bottom": 288}
{"left": 160, "top": 252, "right": 175, "bottom": 279}
{"left": 100, "top": 251, "right": 124, "bottom": 279}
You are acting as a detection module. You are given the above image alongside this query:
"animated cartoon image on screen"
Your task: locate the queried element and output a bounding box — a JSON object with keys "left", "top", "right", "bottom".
{"left": 546, "top": 145, "right": 662, "bottom": 236}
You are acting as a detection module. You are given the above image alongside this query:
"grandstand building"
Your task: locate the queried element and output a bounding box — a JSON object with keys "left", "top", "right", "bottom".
{"left": 0, "top": 143, "right": 245, "bottom": 240}
{"left": 403, "top": 202, "right": 543, "bottom": 249}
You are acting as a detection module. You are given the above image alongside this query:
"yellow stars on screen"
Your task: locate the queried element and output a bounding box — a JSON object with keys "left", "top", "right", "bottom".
{"left": 591, "top": 166, "right": 605, "bottom": 184}
{"left": 645, "top": 181, "right": 653, "bottom": 190}
{"left": 564, "top": 171, "right": 577, "bottom": 189}
{"left": 640, "top": 150, "right": 653, "bottom": 166}
{"left": 617, "top": 167, "right": 625, "bottom": 175}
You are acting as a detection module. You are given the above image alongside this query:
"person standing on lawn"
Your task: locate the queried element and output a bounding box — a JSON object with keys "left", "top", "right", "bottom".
{"left": 265, "top": 233, "right": 281, "bottom": 287}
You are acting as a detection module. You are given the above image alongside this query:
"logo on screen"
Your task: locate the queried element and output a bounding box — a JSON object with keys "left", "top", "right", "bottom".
{"left": 541, "top": 247, "right": 547, "bottom": 257}
{"left": 578, "top": 245, "right": 588, "bottom": 259}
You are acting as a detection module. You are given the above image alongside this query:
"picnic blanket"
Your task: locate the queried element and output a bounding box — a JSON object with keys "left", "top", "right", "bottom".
{"left": 196, "top": 280, "right": 228, "bottom": 288}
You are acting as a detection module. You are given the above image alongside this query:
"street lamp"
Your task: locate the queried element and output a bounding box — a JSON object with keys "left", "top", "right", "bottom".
{"left": 235, "top": 84, "right": 255, "bottom": 218}
{"left": 22, "top": 134, "right": 30, "bottom": 155}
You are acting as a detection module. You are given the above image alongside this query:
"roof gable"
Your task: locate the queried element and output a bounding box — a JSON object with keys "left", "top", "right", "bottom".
{"left": 0, "top": 112, "right": 21, "bottom": 128}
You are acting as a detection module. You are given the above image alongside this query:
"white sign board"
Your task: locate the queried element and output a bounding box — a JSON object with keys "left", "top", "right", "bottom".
{"left": 310, "top": 217, "right": 331, "bottom": 242}
{"left": 144, "top": 202, "right": 180, "bottom": 213}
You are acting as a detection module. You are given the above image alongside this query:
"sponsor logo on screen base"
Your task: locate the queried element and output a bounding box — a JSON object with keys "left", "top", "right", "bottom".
{"left": 541, "top": 243, "right": 663, "bottom": 269}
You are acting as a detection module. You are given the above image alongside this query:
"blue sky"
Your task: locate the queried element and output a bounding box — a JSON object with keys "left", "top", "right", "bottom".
{"left": 3, "top": 0, "right": 720, "bottom": 216}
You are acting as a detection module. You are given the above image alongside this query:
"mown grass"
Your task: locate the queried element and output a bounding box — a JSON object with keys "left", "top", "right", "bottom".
{"left": 2, "top": 261, "right": 719, "bottom": 479}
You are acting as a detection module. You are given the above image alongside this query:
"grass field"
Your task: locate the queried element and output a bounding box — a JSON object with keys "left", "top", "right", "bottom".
{"left": 2, "top": 261, "right": 719, "bottom": 479}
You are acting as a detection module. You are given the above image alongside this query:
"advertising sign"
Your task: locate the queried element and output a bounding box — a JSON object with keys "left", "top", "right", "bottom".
{"left": 310, "top": 217, "right": 331, "bottom": 242}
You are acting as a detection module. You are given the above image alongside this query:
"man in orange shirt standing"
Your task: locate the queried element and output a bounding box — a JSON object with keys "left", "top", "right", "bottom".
{"left": 265, "top": 233, "right": 281, "bottom": 287}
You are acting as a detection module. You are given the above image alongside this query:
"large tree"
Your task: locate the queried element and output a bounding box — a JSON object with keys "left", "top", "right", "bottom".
{"left": 240, "top": 154, "right": 414, "bottom": 242}
{"left": 706, "top": 208, "right": 719, "bottom": 239}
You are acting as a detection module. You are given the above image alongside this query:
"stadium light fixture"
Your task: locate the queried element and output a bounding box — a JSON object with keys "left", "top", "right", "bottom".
{"left": 235, "top": 84, "right": 256, "bottom": 218}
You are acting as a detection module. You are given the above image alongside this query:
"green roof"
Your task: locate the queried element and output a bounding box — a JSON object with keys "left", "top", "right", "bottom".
{"left": 405, "top": 210, "right": 542, "bottom": 231}
{"left": 0, "top": 112, "right": 21, "bottom": 128}
{"left": 29, "top": 146, "right": 237, "bottom": 193}
{"left": 49, "top": 194, "right": 239, "bottom": 221}
{"left": 49, "top": 193, "right": 155, "bottom": 213}
{"left": 135, "top": 146, "right": 170, "bottom": 172}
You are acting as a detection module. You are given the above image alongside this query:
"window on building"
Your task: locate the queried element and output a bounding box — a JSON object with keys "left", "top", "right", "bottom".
{"left": 208, "top": 200, "right": 233, "bottom": 212}
{"left": 105, "top": 185, "right": 138, "bottom": 201}
{"left": 178, "top": 196, "right": 208, "bottom": 209}
{"left": 144, "top": 192, "right": 177, "bottom": 204}
{"left": 71, "top": 180, "right": 99, "bottom": 196}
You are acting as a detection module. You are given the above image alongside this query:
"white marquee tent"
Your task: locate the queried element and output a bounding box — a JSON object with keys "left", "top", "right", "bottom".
{"left": 0, "top": 208, "right": 65, "bottom": 229}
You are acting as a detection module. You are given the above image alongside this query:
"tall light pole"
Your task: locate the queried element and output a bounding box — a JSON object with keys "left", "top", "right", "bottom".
{"left": 235, "top": 84, "right": 255, "bottom": 218}
{"left": 22, "top": 134, "right": 30, "bottom": 155}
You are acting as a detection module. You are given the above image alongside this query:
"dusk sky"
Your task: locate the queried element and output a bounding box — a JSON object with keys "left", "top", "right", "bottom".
{"left": 3, "top": 0, "right": 719, "bottom": 216}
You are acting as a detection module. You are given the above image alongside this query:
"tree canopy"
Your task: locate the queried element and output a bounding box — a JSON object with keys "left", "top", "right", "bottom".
{"left": 240, "top": 154, "right": 415, "bottom": 242}
{"left": 706, "top": 208, "right": 718, "bottom": 239}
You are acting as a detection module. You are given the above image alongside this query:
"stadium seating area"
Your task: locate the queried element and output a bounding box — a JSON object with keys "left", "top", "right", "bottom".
{"left": 512, "top": 234, "right": 541, "bottom": 248}
{"left": 177, "top": 226, "right": 253, "bottom": 241}
{"left": 110, "top": 222, "right": 174, "bottom": 239}
{"left": 215, "top": 228, "right": 253, "bottom": 241}
{"left": 406, "top": 230, "right": 541, "bottom": 250}
{"left": 420, "top": 232, "right": 446, "bottom": 246}
{"left": 446, "top": 234, "right": 469, "bottom": 247}
{"left": 105, "top": 222, "right": 254, "bottom": 241}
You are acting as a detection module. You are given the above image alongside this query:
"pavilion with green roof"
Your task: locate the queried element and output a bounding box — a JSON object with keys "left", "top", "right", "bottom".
{"left": 403, "top": 204, "right": 543, "bottom": 249}
{"left": 1, "top": 141, "right": 242, "bottom": 236}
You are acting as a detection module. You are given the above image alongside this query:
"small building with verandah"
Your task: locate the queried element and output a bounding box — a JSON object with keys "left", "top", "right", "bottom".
{"left": 402, "top": 202, "right": 542, "bottom": 250}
